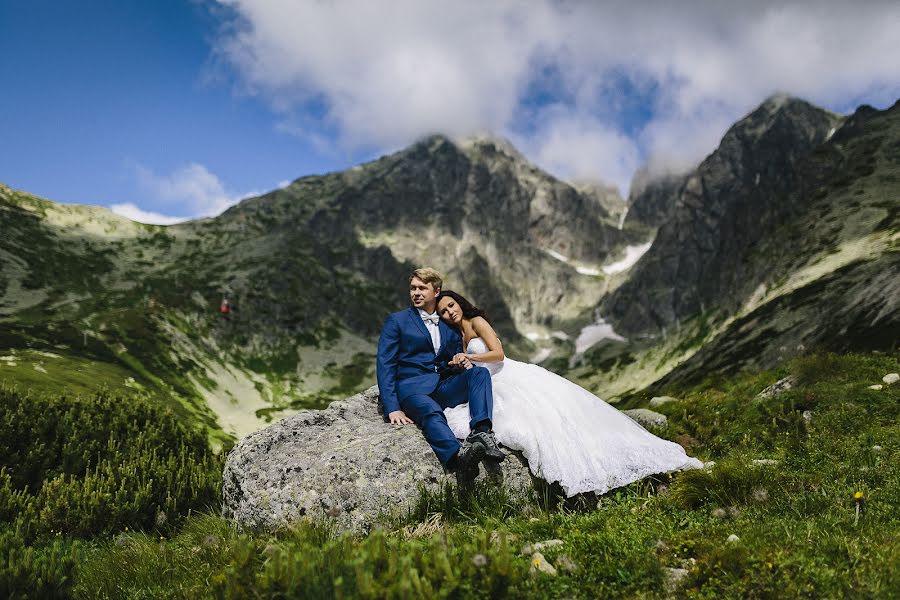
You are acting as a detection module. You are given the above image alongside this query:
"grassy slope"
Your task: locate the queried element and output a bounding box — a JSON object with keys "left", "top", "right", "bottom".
{"left": 0, "top": 184, "right": 395, "bottom": 446}
{"left": 49, "top": 351, "right": 898, "bottom": 598}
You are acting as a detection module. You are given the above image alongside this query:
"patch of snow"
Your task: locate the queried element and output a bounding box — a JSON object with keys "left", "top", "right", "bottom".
{"left": 601, "top": 242, "right": 652, "bottom": 275}
{"left": 617, "top": 206, "right": 628, "bottom": 230}
{"left": 551, "top": 331, "right": 570, "bottom": 341}
{"left": 545, "top": 249, "right": 569, "bottom": 263}
{"left": 575, "top": 317, "right": 626, "bottom": 354}
{"left": 826, "top": 127, "right": 836, "bottom": 141}
{"left": 525, "top": 331, "right": 544, "bottom": 341}
{"left": 575, "top": 265, "right": 601, "bottom": 276}
{"left": 33, "top": 364, "right": 48, "bottom": 373}
{"left": 33, "top": 351, "right": 61, "bottom": 359}
{"left": 543, "top": 247, "right": 606, "bottom": 278}
{"left": 530, "top": 348, "right": 552, "bottom": 363}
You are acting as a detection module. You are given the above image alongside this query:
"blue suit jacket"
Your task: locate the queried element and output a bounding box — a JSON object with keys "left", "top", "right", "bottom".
{"left": 376, "top": 307, "right": 464, "bottom": 417}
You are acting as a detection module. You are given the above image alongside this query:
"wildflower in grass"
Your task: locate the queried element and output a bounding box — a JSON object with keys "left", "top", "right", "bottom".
{"left": 202, "top": 534, "right": 220, "bottom": 547}
{"left": 711, "top": 507, "right": 727, "bottom": 519}
{"left": 854, "top": 491, "right": 866, "bottom": 526}
{"left": 752, "top": 487, "right": 769, "bottom": 502}
{"left": 472, "top": 554, "right": 488, "bottom": 568}
{"left": 115, "top": 534, "right": 129, "bottom": 547}
{"left": 156, "top": 511, "right": 167, "bottom": 527}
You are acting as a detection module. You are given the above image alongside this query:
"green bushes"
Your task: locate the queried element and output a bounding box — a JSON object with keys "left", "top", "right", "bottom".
{"left": 73, "top": 514, "right": 527, "bottom": 599}
{"left": 0, "top": 528, "right": 81, "bottom": 600}
{"left": 0, "top": 385, "right": 223, "bottom": 598}
{"left": 0, "top": 385, "right": 222, "bottom": 540}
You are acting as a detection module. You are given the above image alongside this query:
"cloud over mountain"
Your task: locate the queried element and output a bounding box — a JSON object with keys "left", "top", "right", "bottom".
{"left": 213, "top": 0, "right": 900, "bottom": 193}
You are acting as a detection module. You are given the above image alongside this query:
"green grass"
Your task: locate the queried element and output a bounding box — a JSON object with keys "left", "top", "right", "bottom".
{"left": 2, "top": 351, "right": 899, "bottom": 598}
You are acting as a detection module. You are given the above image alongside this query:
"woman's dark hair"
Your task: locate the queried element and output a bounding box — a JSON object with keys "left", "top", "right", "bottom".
{"left": 437, "top": 290, "right": 491, "bottom": 324}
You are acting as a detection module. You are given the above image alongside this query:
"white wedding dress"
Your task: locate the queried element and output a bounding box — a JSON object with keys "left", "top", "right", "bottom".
{"left": 444, "top": 338, "right": 703, "bottom": 496}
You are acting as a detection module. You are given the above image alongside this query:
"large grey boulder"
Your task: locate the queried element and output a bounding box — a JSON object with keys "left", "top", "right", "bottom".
{"left": 222, "top": 386, "right": 535, "bottom": 533}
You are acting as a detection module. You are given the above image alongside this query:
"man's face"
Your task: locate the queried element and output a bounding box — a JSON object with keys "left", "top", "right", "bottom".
{"left": 409, "top": 277, "right": 439, "bottom": 311}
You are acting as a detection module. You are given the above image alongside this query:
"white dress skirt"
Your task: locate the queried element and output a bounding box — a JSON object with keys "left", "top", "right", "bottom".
{"left": 444, "top": 338, "right": 702, "bottom": 496}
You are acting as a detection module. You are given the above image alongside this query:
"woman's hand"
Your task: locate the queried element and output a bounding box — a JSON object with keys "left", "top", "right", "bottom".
{"left": 450, "top": 353, "right": 473, "bottom": 369}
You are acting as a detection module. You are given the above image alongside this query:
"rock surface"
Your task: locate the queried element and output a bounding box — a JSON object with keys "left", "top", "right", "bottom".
{"left": 649, "top": 395, "right": 679, "bottom": 408}
{"left": 222, "top": 386, "right": 534, "bottom": 533}
{"left": 756, "top": 376, "right": 797, "bottom": 400}
{"left": 623, "top": 408, "right": 668, "bottom": 431}
{"left": 604, "top": 96, "right": 842, "bottom": 336}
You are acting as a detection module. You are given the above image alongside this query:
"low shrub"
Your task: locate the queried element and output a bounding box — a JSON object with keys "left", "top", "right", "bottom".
{"left": 0, "top": 385, "right": 223, "bottom": 540}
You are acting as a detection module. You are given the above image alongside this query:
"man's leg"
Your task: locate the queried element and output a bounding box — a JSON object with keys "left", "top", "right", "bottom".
{"left": 400, "top": 394, "right": 461, "bottom": 467}
{"left": 433, "top": 366, "right": 493, "bottom": 431}
{"left": 433, "top": 367, "right": 505, "bottom": 462}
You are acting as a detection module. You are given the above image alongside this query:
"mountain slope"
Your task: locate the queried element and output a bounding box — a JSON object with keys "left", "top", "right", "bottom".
{"left": 566, "top": 96, "right": 899, "bottom": 398}
{"left": 0, "top": 135, "right": 632, "bottom": 442}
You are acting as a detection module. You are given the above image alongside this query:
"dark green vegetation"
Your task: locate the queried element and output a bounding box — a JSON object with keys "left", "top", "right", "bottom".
{"left": 3, "top": 352, "right": 897, "bottom": 598}
{"left": 0, "top": 384, "right": 223, "bottom": 599}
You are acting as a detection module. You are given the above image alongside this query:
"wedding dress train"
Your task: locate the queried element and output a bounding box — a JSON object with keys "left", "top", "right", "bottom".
{"left": 443, "top": 338, "right": 702, "bottom": 496}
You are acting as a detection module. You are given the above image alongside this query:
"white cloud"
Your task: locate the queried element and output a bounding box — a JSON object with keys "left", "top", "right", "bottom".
{"left": 513, "top": 110, "right": 641, "bottom": 193}
{"left": 213, "top": 0, "right": 900, "bottom": 194}
{"left": 128, "top": 162, "right": 260, "bottom": 223}
{"left": 109, "top": 203, "right": 187, "bottom": 226}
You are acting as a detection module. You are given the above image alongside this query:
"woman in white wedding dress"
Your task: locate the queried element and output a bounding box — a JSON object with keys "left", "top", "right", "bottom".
{"left": 436, "top": 290, "right": 702, "bottom": 497}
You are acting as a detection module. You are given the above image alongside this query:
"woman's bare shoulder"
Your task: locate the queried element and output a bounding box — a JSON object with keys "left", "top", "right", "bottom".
{"left": 472, "top": 316, "right": 497, "bottom": 334}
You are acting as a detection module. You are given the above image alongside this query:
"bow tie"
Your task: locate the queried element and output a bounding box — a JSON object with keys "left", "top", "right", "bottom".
{"left": 421, "top": 314, "right": 440, "bottom": 325}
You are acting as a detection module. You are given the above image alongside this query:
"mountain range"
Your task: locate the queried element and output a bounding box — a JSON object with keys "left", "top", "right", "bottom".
{"left": 1, "top": 94, "right": 898, "bottom": 446}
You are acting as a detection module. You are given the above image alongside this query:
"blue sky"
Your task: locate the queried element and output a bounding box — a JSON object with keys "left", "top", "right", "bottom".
{"left": 0, "top": 0, "right": 346, "bottom": 222}
{"left": 1, "top": 1, "right": 898, "bottom": 223}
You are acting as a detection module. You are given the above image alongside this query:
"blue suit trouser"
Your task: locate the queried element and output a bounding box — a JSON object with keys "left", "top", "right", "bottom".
{"left": 400, "top": 366, "right": 493, "bottom": 466}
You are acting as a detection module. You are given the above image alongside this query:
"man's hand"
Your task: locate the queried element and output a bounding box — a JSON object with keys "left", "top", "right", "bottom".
{"left": 450, "top": 353, "right": 473, "bottom": 369}
{"left": 388, "top": 410, "right": 414, "bottom": 425}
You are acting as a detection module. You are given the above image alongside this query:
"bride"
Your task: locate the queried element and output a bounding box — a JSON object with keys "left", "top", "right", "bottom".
{"left": 436, "top": 290, "right": 702, "bottom": 497}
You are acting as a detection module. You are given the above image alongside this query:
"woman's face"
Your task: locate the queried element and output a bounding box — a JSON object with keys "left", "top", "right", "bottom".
{"left": 437, "top": 296, "right": 463, "bottom": 326}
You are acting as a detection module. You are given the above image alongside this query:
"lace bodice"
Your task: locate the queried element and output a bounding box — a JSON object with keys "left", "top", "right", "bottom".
{"left": 466, "top": 337, "right": 504, "bottom": 376}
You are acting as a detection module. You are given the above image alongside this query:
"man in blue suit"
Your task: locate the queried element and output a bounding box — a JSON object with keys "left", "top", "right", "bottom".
{"left": 377, "top": 268, "right": 505, "bottom": 477}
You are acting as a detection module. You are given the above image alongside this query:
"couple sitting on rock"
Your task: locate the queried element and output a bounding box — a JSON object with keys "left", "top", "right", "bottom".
{"left": 376, "top": 268, "right": 702, "bottom": 496}
{"left": 376, "top": 267, "right": 504, "bottom": 482}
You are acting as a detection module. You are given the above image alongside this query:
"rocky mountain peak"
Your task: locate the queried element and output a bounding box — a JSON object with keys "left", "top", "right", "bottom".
{"left": 458, "top": 133, "right": 529, "bottom": 163}
{"left": 602, "top": 95, "right": 848, "bottom": 336}
{"left": 722, "top": 94, "right": 840, "bottom": 148}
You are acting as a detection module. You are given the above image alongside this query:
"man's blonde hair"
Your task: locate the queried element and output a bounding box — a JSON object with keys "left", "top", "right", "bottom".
{"left": 409, "top": 267, "right": 443, "bottom": 291}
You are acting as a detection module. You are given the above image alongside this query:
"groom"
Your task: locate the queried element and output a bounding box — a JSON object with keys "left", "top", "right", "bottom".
{"left": 376, "top": 268, "right": 505, "bottom": 477}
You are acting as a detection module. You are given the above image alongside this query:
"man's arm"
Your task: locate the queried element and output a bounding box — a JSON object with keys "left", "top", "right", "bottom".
{"left": 438, "top": 331, "right": 468, "bottom": 373}
{"left": 375, "top": 315, "right": 412, "bottom": 424}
